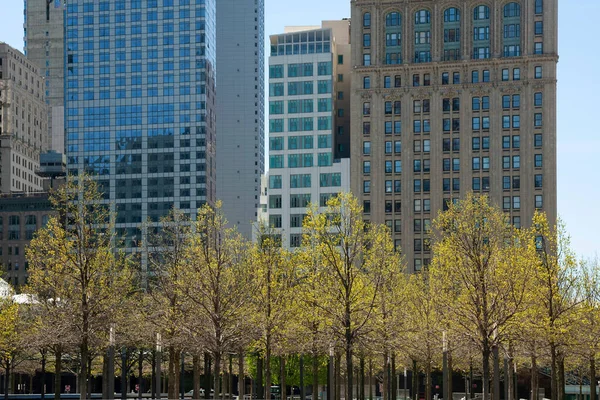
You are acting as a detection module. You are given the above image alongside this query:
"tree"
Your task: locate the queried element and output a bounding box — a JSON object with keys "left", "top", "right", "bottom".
{"left": 145, "top": 208, "right": 191, "bottom": 400}
{"left": 249, "top": 224, "right": 297, "bottom": 400}
{"left": 530, "top": 213, "right": 581, "bottom": 400}
{"left": 366, "top": 224, "right": 405, "bottom": 400}
{"left": 404, "top": 272, "right": 442, "bottom": 400}
{"left": 430, "top": 194, "right": 537, "bottom": 400}
{"left": 0, "top": 299, "right": 19, "bottom": 400}
{"left": 302, "top": 193, "right": 384, "bottom": 400}
{"left": 25, "top": 176, "right": 134, "bottom": 400}
{"left": 178, "top": 202, "right": 252, "bottom": 399}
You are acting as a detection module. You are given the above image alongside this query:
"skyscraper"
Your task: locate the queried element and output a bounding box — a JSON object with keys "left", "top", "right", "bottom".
{"left": 350, "top": 0, "right": 557, "bottom": 271}
{"left": 24, "top": 0, "right": 66, "bottom": 155}
{"left": 216, "top": 0, "right": 265, "bottom": 239}
{"left": 63, "top": 0, "right": 217, "bottom": 252}
{"left": 0, "top": 43, "right": 47, "bottom": 193}
{"left": 266, "top": 21, "right": 351, "bottom": 249}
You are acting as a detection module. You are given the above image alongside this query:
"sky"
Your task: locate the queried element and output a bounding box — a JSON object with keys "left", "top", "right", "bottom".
{"left": 0, "top": 0, "right": 598, "bottom": 259}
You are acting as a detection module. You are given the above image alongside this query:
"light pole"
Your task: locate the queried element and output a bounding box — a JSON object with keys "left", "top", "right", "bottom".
{"left": 443, "top": 332, "right": 449, "bottom": 400}
{"left": 155, "top": 333, "right": 162, "bottom": 400}
{"left": 108, "top": 325, "right": 115, "bottom": 400}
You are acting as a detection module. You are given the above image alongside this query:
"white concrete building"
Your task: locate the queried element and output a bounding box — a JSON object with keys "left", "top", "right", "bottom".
{"left": 266, "top": 21, "right": 351, "bottom": 249}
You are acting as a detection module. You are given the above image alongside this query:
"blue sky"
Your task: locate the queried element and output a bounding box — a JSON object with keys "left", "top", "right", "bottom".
{"left": 1, "top": 0, "right": 598, "bottom": 259}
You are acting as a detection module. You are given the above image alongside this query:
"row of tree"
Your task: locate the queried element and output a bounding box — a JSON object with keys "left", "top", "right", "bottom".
{"left": 0, "top": 177, "right": 598, "bottom": 400}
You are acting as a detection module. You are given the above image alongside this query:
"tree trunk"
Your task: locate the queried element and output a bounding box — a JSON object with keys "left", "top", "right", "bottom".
{"left": 312, "top": 354, "right": 319, "bottom": 400}
{"left": 239, "top": 351, "right": 245, "bottom": 399}
{"left": 55, "top": 350, "right": 62, "bottom": 400}
{"left": 531, "top": 355, "right": 538, "bottom": 400}
{"left": 383, "top": 353, "right": 389, "bottom": 400}
{"left": 412, "top": 361, "right": 418, "bottom": 400}
{"left": 193, "top": 354, "right": 201, "bottom": 400}
{"left": 493, "top": 346, "right": 500, "bottom": 400}
{"left": 590, "top": 357, "right": 596, "bottom": 400}
{"left": 507, "top": 359, "right": 514, "bottom": 400}
{"left": 257, "top": 356, "right": 263, "bottom": 400}
{"left": 205, "top": 353, "right": 212, "bottom": 400}
{"left": 139, "top": 349, "right": 144, "bottom": 400}
{"left": 151, "top": 350, "right": 156, "bottom": 400}
{"left": 299, "top": 355, "right": 304, "bottom": 400}
{"left": 213, "top": 352, "right": 221, "bottom": 400}
{"left": 80, "top": 338, "right": 89, "bottom": 400}
{"left": 550, "top": 346, "right": 557, "bottom": 400}
{"left": 346, "top": 335, "right": 353, "bottom": 400}
{"left": 229, "top": 354, "right": 234, "bottom": 398}
{"left": 558, "top": 356, "right": 565, "bottom": 400}
{"left": 335, "top": 353, "right": 341, "bottom": 400}
{"left": 448, "top": 352, "right": 453, "bottom": 400}
{"left": 369, "top": 359, "right": 373, "bottom": 400}
{"left": 360, "top": 357, "right": 365, "bottom": 400}
{"left": 4, "top": 359, "right": 10, "bottom": 400}
{"left": 482, "top": 348, "right": 491, "bottom": 400}
{"left": 392, "top": 355, "right": 397, "bottom": 400}
{"left": 425, "top": 364, "right": 431, "bottom": 400}
{"left": 88, "top": 356, "right": 93, "bottom": 399}
{"left": 122, "top": 348, "right": 128, "bottom": 400}
{"left": 41, "top": 351, "right": 47, "bottom": 400}
{"left": 281, "top": 356, "right": 287, "bottom": 400}
{"left": 168, "top": 347, "right": 181, "bottom": 400}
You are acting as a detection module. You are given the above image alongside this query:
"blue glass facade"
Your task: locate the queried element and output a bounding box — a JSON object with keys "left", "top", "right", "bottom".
{"left": 64, "top": 0, "right": 216, "bottom": 247}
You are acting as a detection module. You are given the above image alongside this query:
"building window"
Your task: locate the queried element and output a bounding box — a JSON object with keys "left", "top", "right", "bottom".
{"left": 364, "top": 180, "right": 371, "bottom": 193}
{"left": 535, "top": 174, "right": 543, "bottom": 188}
{"left": 363, "top": 12, "right": 371, "bottom": 27}
{"left": 535, "top": 154, "right": 543, "bottom": 168}
{"left": 534, "top": 42, "right": 543, "bottom": 54}
{"left": 535, "top": 0, "right": 543, "bottom": 15}
{"left": 534, "top": 92, "right": 543, "bottom": 107}
{"left": 513, "top": 68, "right": 520, "bottom": 80}
{"left": 363, "top": 76, "right": 371, "bottom": 89}
{"left": 363, "top": 54, "right": 371, "bottom": 66}
{"left": 534, "top": 134, "right": 543, "bottom": 147}
{"left": 535, "top": 21, "right": 544, "bottom": 35}
{"left": 472, "top": 70, "right": 479, "bottom": 83}
{"left": 535, "top": 113, "right": 543, "bottom": 127}
{"left": 535, "top": 66, "right": 543, "bottom": 79}
{"left": 363, "top": 34, "right": 371, "bottom": 47}
{"left": 535, "top": 195, "right": 543, "bottom": 209}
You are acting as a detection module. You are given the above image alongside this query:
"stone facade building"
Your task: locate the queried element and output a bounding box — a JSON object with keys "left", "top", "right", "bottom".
{"left": 350, "top": 0, "right": 557, "bottom": 271}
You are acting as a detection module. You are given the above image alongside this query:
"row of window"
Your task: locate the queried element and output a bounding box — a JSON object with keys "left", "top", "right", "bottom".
{"left": 362, "top": 94, "right": 542, "bottom": 119}
{"left": 269, "top": 193, "right": 339, "bottom": 210}
{"left": 362, "top": 114, "right": 542, "bottom": 137}
{"left": 269, "top": 62, "right": 333, "bottom": 79}
{"left": 67, "top": 0, "right": 203, "bottom": 12}
{"left": 267, "top": 117, "right": 331, "bottom": 132}
{"left": 269, "top": 135, "right": 332, "bottom": 151}
{"left": 269, "top": 153, "right": 333, "bottom": 169}
{"left": 362, "top": 66, "right": 543, "bottom": 90}
{"left": 363, "top": 2, "right": 543, "bottom": 29}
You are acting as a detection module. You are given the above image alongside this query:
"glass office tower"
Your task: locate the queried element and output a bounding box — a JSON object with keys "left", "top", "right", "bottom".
{"left": 64, "top": 0, "right": 216, "bottom": 252}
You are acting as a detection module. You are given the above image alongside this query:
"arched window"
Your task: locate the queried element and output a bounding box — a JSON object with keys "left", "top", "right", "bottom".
{"left": 415, "top": 10, "right": 431, "bottom": 24}
{"left": 502, "top": 2, "right": 521, "bottom": 57}
{"left": 443, "top": 8, "right": 461, "bottom": 61}
{"left": 386, "top": 12, "right": 400, "bottom": 26}
{"left": 473, "top": 5, "right": 491, "bottom": 59}
{"left": 444, "top": 7, "right": 460, "bottom": 22}
{"left": 504, "top": 2, "right": 521, "bottom": 17}
{"left": 363, "top": 12, "right": 371, "bottom": 27}
{"left": 473, "top": 5, "right": 490, "bottom": 20}
{"left": 384, "top": 12, "right": 402, "bottom": 64}
{"left": 414, "top": 10, "right": 431, "bottom": 63}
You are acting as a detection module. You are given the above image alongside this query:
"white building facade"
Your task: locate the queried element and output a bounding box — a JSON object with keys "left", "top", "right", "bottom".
{"left": 266, "top": 22, "right": 351, "bottom": 249}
